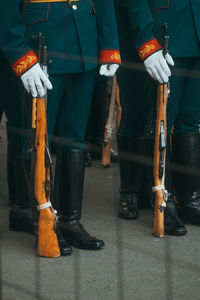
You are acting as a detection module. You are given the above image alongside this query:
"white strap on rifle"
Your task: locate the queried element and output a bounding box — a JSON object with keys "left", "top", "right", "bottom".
{"left": 37, "top": 202, "right": 58, "bottom": 223}
{"left": 152, "top": 184, "right": 168, "bottom": 208}
{"left": 37, "top": 202, "right": 58, "bottom": 216}
{"left": 105, "top": 125, "right": 114, "bottom": 141}
{"left": 152, "top": 184, "right": 165, "bottom": 192}
{"left": 37, "top": 202, "right": 52, "bottom": 211}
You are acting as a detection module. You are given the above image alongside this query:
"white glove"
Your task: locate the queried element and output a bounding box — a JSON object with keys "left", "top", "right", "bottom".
{"left": 144, "top": 50, "right": 174, "bottom": 84}
{"left": 99, "top": 64, "right": 119, "bottom": 77}
{"left": 21, "top": 62, "right": 52, "bottom": 97}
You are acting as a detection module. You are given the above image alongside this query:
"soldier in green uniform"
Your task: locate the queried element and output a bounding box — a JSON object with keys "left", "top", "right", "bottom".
{"left": 114, "top": 0, "right": 170, "bottom": 221}
{"left": 114, "top": 1, "right": 154, "bottom": 224}
{"left": 114, "top": 0, "right": 200, "bottom": 234}
{"left": 0, "top": 0, "right": 121, "bottom": 252}
{"left": 139, "top": 0, "right": 200, "bottom": 228}
{"left": 0, "top": 51, "right": 35, "bottom": 234}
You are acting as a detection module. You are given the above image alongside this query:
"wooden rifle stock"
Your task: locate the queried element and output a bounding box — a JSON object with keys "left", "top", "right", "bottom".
{"left": 152, "top": 83, "right": 168, "bottom": 237}
{"left": 101, "top": 75, "right": 121, "bottom": 167}
{"left": 101, "top": 123, "right": 111, "bottom": 168}
{"left": 115, "top": 83, "right": 122, "bottom": 131}
{"left": 32, "top": 33, "right": 60, "bottom": 257}
{"left": 32, "top": 97, "right": 60, "bottom": 257}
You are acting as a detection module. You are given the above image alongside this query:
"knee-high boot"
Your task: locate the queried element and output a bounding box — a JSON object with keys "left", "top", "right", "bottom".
{"left": 55, "top": 148, "right": 105, "bottom": 250}
{"left": 139, "top": 138, "right": 154, "bottom": 209}
{"left": 164, "top": 142, "right": 187, "bottom": 235}
{"left": 117, "top": 135, "right": 143, "bottom": 219}
{"left": 173, "top": 133, "right": 200, "bottom": 225}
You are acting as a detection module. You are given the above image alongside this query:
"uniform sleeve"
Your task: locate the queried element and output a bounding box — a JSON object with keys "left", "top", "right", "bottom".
{"left": 93, "top": 0, "right": 121, "bottom": 65}
{"left": 0, "top": 0, "right": 38, "bottom": 77}
{"left": 127, "top": 0, "right": 162, "bottom": 61}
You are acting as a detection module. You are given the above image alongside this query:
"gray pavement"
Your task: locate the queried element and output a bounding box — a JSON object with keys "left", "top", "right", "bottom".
{"left": 0, "top": 117, "right": 200, "bottom": 300}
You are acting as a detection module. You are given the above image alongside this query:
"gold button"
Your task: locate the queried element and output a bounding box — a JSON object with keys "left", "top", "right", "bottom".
{"left": 72, "top": 4, "right": 77, "bottom": 10}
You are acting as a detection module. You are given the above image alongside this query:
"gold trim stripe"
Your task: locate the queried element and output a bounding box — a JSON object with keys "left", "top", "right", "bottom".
{"left": 25, "top": 0, "right": 80, "bottom": 3}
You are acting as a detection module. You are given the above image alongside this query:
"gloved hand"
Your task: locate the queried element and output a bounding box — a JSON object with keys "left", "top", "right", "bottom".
{"left": 144, "top": 50, "right": 174, "bottom": 84}
{"left": 21, "top": 63, "right": 52, "bottom": 97}
{"left": 99, "top": 64, "right": 119, "bottom": 77}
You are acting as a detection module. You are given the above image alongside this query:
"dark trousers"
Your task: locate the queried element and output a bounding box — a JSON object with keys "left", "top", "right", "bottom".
{"left": 47, "top": 69, "right": 97, "bottom": 150}
{"left": 117, "top": 62, "right": 150, "bottom": 137}
{"left": 115, "top": 4, "right": 151, "bottom": 137}
{"left": 86, "top": 72, "right": 107, "bottom": 145}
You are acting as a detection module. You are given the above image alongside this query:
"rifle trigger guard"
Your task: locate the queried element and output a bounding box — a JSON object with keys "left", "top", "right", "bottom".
{"left": 160, "top": 189, "right": 168, "bottom": 210}
{"left": 164, "top": 189, "right": 168, "bottom": 202}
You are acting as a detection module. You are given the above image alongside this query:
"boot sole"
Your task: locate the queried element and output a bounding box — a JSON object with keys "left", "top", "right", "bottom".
{"left": 165, "top": 229, "right": 187, "bottom": 236}
{"left": 118, "top": 213, "right": 139, "bottom": 220}
{"left": 60, "top": 248, "right": 73, "bottom": 256}
{"left": 67, "top": 239, "right": 105, "bottom": 250}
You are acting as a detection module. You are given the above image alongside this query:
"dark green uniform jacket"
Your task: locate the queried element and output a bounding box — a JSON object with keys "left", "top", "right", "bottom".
{"left": 0, "top": 0, "right": 121, "bottom": 76}
{"left": 115, "top": 0, "right": 200, "bottom": 59}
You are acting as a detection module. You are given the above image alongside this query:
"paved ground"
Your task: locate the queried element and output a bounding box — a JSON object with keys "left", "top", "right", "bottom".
{"left": 0, "top": 116, "right": 200, "bottom": 300}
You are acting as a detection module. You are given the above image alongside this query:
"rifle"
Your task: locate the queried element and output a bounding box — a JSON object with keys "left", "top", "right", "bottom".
{"left": 115, "top": 82, "right": 122, "bottom": 131}
{"left": 31, "top": 33, "right": 60, "bottom": 257}
{"left": 152, "top": 23, "right": 170, "bottom": 238}
{"left": 101, "top": 75, "right": 122, "bottom": 167}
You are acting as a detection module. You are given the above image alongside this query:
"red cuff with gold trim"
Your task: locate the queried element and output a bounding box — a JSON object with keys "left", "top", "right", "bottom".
{"left": 99, "top": 50, "right": 121, "bottom": 65}
{"left": 137, "top": 38, "right": 162, "bottom": 61}
{"left": 11, "top": 50, "right": 38, "bottom": 77}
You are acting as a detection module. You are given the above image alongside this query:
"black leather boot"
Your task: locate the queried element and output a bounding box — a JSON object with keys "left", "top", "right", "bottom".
{"left": 7, "top": 141, "right": 35, "bottom": 234}
{"left": 173, "top": 133, "right": 200, "bottom": 225}
{"left": 164, "top": 138, "right": 186, "bottom": 235}
{"left": 117, "top": 135, "right": 144, "bottom": 219}
{"left": 138, "top": 138, "right": 154, "bottom": 209}
{"left": 164, "top": 195, "right": 186, "bottom": 235}
{"left": 54, "top": 228, "right": 73, "bottom": 256}
{"left": 55, "top": 148, "right": 104, "bottom": 250}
